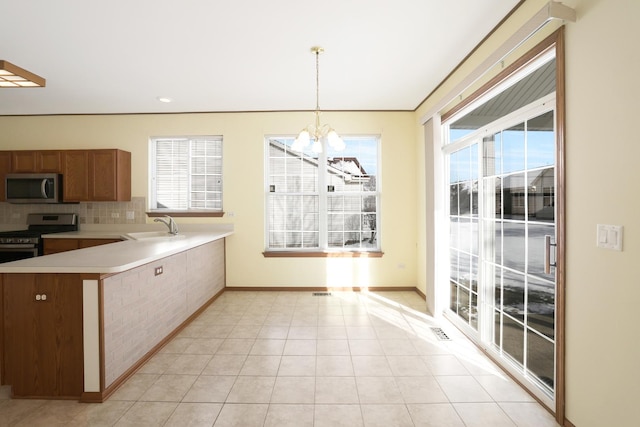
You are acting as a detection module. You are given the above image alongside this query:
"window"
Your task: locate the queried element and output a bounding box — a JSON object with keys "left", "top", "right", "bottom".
{"left": 149, "top": 136, "right": 223, "bottom": 214}
{"left": 265, "top": 136, "right": 380, "bottom": 253}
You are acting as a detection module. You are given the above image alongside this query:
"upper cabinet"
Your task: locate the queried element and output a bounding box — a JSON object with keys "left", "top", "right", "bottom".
{"left": 0, "top": 149, "right": 131, "bottom": 202}
{"left": 0, "top": 152, "right": 11, "bottom": 201}
{"left": 63, "top": 149, "right": 131, "bottom": 202}
{"left": 12, "top": 151, "right": 62, "bottom": 173}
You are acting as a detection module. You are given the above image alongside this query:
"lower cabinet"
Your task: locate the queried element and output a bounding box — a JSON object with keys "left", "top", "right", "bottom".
{"left": 2, "top": 274, "right": 84, "bottom": 398}
{"left": 43, "top": 238, "right": 123, "bottom": 255}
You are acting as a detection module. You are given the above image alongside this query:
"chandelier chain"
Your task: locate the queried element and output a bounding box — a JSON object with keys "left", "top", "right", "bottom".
{"left": 315, "top": 49, "right": 320, "bottom": 113}
{"left": 293, "top": 46, "right": 344, "bottom": 153}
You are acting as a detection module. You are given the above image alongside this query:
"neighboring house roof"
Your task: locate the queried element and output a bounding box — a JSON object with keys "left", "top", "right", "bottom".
{"left": 269, "top": 139, "right": 371, "bottom": 183}
{"left": 327, "top": 157, "right": 368, "bottom": 177}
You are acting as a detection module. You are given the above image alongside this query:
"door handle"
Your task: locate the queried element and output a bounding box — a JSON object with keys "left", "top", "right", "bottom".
{"left": 41, "top": 178, "right": 49, "bottom": 199}
{"left": 544, "top": 235, "right": 557, "bottom": 274}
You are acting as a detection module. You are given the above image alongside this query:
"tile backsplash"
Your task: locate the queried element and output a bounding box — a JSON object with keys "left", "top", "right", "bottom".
{"left": 0, "top": 197, "right": 147, "bottom": 225}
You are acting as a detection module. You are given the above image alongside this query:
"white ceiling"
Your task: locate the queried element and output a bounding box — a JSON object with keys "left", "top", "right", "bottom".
{"left": 0, "top": 0, "right": 520, "bottom": 116}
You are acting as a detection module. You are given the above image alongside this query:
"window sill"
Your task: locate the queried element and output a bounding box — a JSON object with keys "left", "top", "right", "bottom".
{"left": 146, "top": 210, "right": 225, "bottom": 218}
{"left": 263, "top": 251, "right": 384, "bottom": 258}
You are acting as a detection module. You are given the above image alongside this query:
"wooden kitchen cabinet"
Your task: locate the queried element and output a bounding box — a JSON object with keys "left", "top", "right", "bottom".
{"left": 0, "top": 151, "right": 11, "bottom": 201}
{"left": 62, "top": 150, "right": 90, "bottom": 201}
{"left": 78, "top": 238, "right": 122, "bottom": 248}
{"left": 43, "top": 238, "right": 79, "bottom": 254}
{"left": 0, "top": 149, "right": 131, "bottom": 202}
{"left": 43, "top": 237, "right": 123, "bottom": 255}
{"left": 2, "top": 273, "right": 84, "bottom": 398}
{"left": 11, "top": 150, "right": 62, "bottom": 173}
{"left": 9, "top": 151, "right": 35, "bottom": 172}
{"left": 62, "top": 149, "right": 131, "bottom": 202}
{"left": 91, "top": 149, "right": 131, "bottom": 201}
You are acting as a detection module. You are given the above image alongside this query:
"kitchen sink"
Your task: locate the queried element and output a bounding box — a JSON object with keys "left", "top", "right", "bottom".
{"left": 125, "top": 231, "right": 186, "bottom": 240}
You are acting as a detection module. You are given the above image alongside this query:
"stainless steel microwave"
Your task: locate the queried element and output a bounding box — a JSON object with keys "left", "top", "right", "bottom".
{"left": 5, "top": 173, "right": 62, "bottom": 203}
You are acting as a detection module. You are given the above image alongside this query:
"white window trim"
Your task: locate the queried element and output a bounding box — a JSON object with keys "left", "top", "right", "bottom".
{"left": 264, "top": 135, "right": 382, "bottom": 254}
{"left": 149, "top": 135, "right": 223, "bottom": 214}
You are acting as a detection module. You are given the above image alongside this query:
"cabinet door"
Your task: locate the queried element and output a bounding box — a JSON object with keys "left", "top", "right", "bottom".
{"left": 11, "top": 151, "right": 37, "bottom": 172}
{"left": 43, "top": 238, "right": 80, "bottom": 255}
{"left": 62, "top": 149, "right": 131, "bottom": 202}
{"left": 63, "top": 151, "right": 90, "bottom": 201}
{"left": 0, "top": 152, "right": 11, "bottom": 201}
{"left": 8, "top": 151, "right": 62, "bottom": 173}
{"left": 90, "top": 150, "right": 118, "bottom": 201}
{"left": 2, "top": 274, "right": 84, "bottom": 397}
{"left": 38, "top": 151, "right": 62, "bottom": 172}
{"left": 78, "top": 238, "right": 122, "bottom": 248}
{"left": 43, "top": 238, "right": 122, "bottom": 254}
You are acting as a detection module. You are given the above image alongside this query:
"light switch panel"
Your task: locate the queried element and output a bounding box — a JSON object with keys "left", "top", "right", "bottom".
{"left": 596, "top": 224, "right": 623, "bottom": 251}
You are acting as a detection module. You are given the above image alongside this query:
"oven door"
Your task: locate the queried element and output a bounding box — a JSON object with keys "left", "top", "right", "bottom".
{"left": 0, "top": 244, "right": 39, "bottom": 263}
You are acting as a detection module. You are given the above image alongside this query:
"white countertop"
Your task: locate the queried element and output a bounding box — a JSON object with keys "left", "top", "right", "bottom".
{"left": 0, "top": 226, "right": 233, "bottom": 274}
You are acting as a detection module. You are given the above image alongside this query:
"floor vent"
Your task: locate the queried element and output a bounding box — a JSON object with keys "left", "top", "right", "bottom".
{"left": 431, "top": 327, "right": 451, "bottom": 341}
{"left": 312, "top": 292, "right": 332, "bottom": 296}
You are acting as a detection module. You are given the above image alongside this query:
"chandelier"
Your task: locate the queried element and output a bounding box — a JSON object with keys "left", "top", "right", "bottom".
{"left": 292, "top": 46, "right": 345, "bottom": 153}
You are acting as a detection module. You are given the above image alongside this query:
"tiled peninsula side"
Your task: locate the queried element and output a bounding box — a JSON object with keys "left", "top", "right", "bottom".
{"left": 101, "top": 239, "right": 225, "bottom": 390}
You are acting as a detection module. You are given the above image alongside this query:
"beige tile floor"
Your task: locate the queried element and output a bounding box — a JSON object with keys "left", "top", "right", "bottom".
{"left": 0, "top": 290, "right": 560, "bottom": 427}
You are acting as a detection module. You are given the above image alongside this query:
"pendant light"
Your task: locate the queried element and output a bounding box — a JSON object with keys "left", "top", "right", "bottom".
{"left": 292, "top": 46, "right": 345, "bottom": 153}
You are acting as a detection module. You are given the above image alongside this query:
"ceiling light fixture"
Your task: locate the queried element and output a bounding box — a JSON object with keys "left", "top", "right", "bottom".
{"left": 0, "top": 60, "right": 45, "bottom": 88}
{"left": 292, "top": 46, "right": 345, "bottom": 153}
{"left": 156, "top": 96, "right": 173, "bottom": 103}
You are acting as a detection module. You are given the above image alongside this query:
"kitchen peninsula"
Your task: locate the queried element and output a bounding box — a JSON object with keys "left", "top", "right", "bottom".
{"left": 0, "top": 226, "right": 232, "bottom": 402}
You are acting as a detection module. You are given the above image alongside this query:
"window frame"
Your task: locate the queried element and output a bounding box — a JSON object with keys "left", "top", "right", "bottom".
{"left": 148, "top": 135, "right": 224, "bottom": 217}
{"left": 263, "top": 135, "right": 383, "bottom": 257}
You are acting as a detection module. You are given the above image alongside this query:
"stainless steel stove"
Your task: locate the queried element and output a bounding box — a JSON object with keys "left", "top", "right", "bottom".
{"left": 0, "top": 213, "right": 78, "bottom": 263}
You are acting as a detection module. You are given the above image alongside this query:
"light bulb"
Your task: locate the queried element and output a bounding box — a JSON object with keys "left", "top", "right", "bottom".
{"left": 327, "top": 130, "right": 345, "bottom": 151}
{"left": 312, "top": 139, "right": 323, "bottom": 153}
{"left": 293, "top": 130, "right": 310, "bottom": 152}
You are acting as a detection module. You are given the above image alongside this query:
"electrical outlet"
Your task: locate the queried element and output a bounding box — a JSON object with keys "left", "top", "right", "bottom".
{"left": 126, "top": 211, "right": 135, "bottom": 220}
{"left": 111, "top": 212, "right": 120, "bottom": 218}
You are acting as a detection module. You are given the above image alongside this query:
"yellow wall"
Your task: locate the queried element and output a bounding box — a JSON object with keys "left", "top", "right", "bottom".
{"left": 0, "top": 111, "right": 418, "bottom": 289}
{"left": 563, "top": 0, "right": 639, "bottom": 425}
{"left": 415, "top": 0, "right": 639, "bottom": 425}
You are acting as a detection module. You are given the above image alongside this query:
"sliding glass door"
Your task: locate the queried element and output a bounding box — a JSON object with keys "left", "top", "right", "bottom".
{"left": 484, "top": 109, "right": 556, "bottom": 394}
{"left": 445, "top": 51, "right": 559, "bottom": 405}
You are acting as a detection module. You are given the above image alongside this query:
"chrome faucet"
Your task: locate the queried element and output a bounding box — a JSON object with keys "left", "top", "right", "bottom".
{"left": 154, "top": 215, "right": 179, "bottom": 235}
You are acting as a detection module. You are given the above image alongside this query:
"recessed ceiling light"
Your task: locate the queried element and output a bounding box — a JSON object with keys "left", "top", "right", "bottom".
{"left": 156, "top": 96, "right": 172, "bottom": 103}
